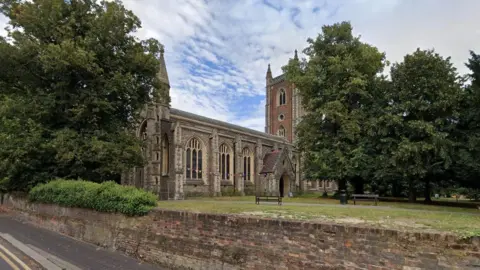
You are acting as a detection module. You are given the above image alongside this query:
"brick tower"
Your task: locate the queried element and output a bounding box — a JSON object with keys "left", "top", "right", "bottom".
{"left": 265, "top": 50, "right": 304, "bottom": 143}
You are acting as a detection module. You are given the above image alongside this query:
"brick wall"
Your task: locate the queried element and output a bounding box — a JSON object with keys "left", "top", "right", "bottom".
{"left": 2, "top": 194, "right": 479, "bottom": 270}
{"left": 268, "top": 81, "right": 294, "bottom": 142}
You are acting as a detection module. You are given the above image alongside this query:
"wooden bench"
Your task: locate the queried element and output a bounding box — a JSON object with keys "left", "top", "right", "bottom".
{"left": 352, "top": 194, "right": 379, "bottom": 206}
{"left": 255, "top": 194, "right": 283, "bottom": 205}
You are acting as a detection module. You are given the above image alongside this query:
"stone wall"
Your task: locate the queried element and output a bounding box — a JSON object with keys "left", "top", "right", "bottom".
{"left": 2, "top": 194, "right": 479, "bottom": 270}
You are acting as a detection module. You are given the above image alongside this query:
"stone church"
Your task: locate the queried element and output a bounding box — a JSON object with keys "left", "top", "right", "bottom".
{"left": 121, "top": 48, "right": 335, "bottom": 199}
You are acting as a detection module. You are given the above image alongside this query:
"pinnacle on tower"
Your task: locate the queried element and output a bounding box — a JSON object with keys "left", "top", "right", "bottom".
{"left": 157, "top": 44, "right": 170, "bottom": 87}
{"left": 294, "top": 49, "right": 298, "bottom": 60}
{"left": 266, "top": 63, "right": 272, "bottom": 79}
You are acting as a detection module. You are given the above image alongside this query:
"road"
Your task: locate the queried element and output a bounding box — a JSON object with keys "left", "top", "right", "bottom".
{"left": 0, "top": 215, "right": 163, "bottom": 270}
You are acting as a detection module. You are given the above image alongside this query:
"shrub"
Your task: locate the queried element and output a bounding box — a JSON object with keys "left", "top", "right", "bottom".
{"left": 29, "top": 179, "right": 157, "bottom": 216}
{"left": 221, "top": 186, "right": 241, "bottom": 196}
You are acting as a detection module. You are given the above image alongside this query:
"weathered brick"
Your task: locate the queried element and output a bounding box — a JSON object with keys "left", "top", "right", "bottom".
{"left": 2, "top": 194, "right": 479, "bottom": 270}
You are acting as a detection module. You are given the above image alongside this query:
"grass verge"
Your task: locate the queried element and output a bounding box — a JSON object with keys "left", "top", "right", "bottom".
{"left": 157, "top": 199, "right": 480, "bottom": 237}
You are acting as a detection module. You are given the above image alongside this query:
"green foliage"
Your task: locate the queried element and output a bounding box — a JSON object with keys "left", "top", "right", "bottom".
{"left": 0, "top": 0, "right": 166, "bottom": 191}
{"left": 29, "top": 179, "right": 157, "bottom": 216}
{"left": 382, "top": 49, "right": 462, "bottom": 201}
{"left": 283, "top": 21, "right": 387, "bottom": 187}
{"left": 287, "top": 21, "right": 476, "bottom": 202}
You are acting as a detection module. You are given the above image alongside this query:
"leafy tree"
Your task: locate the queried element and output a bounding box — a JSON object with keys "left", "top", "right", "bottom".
{"left": 385, "top": 49, "right": 462, "bottom": 202}
{"left": 283, "top": 21, "right": 387, "bottom": 192}
{"left": 0, "top": 0, "right": 167, "bottom": 190}
{"left": 452, "top": 51, "right": 480, "bottom": 190}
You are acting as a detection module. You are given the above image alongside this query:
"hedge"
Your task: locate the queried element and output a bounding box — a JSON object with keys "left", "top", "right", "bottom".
{"left": 29, "top": 179, "right": 158, "bottom": 216}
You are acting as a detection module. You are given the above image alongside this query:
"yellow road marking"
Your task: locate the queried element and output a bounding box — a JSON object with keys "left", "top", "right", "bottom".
{"left": 0, "top": 243, "right": 31, "bottom": 270}
{"left": 0, "top": 249, "right": 20, "bottom": 270}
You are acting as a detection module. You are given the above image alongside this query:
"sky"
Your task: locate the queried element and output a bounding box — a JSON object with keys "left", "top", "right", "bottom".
{"left": 1, "top": 0, "right": 479, "bottom": 132}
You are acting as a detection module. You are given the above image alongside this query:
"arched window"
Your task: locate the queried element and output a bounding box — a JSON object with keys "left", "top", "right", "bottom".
{"left": 278, "top": 126, "right": 286, "bottom": 137}
{"left": 292, "top": 154, "right": 297, "bottom": 173}
{"left": 242, "top": 148, "right": 254, "bottom": 182}
{"left": 139, "top": 121, "right": 147, "bottom": 140}
{"left": 279, "top": 89, "right": 286, "bottom": 106}
{"left": 162, "top": 134, "right": 169, "bottom": 175}
{"left": 219, "top": 144, "right": 232, "bottom": 180}
{"left": 186, "top": 138, "right": 202, "bottom": 180}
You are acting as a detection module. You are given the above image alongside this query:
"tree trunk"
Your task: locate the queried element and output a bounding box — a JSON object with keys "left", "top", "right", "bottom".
{"left": 338, "top": 178, "right": 347, "bottom": 191}
{"left": 424, "top": 178, "right": 432, "bottom": 203}
{"left": 322, "top": 181, "right": 328, "bottom": 197}
{"left": 353, "top": 176, "right": 364, "bottom": 194}
{"left": 408, "top": 178, "right": 416, "bottom": 203}
{"left": 391, "top": 179, "right": 401, "bottom": 197}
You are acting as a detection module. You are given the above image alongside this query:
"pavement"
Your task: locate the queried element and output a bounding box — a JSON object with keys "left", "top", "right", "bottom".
{"left": 0, "top": 215, "right": 163, "bottom": 270}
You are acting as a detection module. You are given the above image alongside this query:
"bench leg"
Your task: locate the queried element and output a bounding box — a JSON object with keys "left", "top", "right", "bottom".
{"left": 354, "top": 198, "right": 356, "bottom": 205}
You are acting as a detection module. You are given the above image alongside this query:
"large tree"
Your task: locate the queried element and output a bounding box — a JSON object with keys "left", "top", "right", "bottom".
{"left": 0, "top": 0, "right": 167, "bottom": 190}
{"left": 283, "top": 21, "right": 387, "bottom": 192}
{"left": 386, "top": 49, "right": 462, "bottom": 202}
{"left": 452, "top": 51, "right": 480, "bottom": 190}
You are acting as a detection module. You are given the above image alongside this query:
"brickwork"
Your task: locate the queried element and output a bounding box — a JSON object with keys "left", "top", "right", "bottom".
{"left": 3, "top": 194, "right": 479, "bottom": 270}
{"left": 268, "top": 80, "right": 294, "bottom": 142}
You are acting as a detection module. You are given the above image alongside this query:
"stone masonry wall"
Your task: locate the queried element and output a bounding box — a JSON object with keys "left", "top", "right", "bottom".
{"left": 2, "top": 194, "right": 479, "bottom": 270}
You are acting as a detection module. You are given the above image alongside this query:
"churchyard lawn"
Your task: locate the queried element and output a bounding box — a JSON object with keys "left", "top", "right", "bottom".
{"left": 157, "top": 196, "right": 480, "bottom": 237}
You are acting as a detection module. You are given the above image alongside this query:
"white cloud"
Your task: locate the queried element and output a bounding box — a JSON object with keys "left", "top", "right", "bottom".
{"left": 1, "top": 0, "right": 479, "bottom": 132}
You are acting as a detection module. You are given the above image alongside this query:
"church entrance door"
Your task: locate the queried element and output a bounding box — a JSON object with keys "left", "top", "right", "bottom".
{"left": 279, "top": 176, "right": 284, "bottom": 197}
{"left": 279, "top": 174, "right": 291, "bottom": 197}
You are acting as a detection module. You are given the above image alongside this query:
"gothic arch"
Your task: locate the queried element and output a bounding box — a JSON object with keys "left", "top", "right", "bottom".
{"left": 183, "top": 135, "right": 207, "bottom": 150}
{"left": 219, "top": 143, "right": 234, "bottom": 181}
{"left": 218, "top": 139, "right": 234, "bottom": 151}
{"left": 278, "top": 88, "right": 286, "bottom": 106}
{"left": 138, "top": 119, "right": 148, "bottom": 139}
{"left": 278, "top": 125, "right": 286, "bottom": 137}
{"left": 161, "top": 133, "right": 169, "bottom": 175}
{"left": 273, "top": 150, "right": 295, "bottom": 182}
{"left": 242, "top": 147, "right": 254, "bottom": 182}
{"left": 184, "top": 136, "right": 206, "bottom": 182}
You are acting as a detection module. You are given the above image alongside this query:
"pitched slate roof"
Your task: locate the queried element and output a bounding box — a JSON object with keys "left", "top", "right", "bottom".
{"left": 170, "top": 108, "right": 289, "bottom": 143}
{"left": 260, "top": 150, "right": 282, "bottom": 174}
{"left": 270, "top": 74, "right": 286, "bottom": 85}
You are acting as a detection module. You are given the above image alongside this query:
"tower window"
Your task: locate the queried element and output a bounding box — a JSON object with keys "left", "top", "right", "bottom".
{"left": 278, "top": 114, "right": 285, "bottom": 121}
{"left": 279, "top": 89, "right": 286, "bottom": 106}
{"left": 278, "top": 126, "right": 286, "bottom": 137}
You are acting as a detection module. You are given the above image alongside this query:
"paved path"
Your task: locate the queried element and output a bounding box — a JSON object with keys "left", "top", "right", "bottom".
{"left": 0, "top": 215, "right": 163, "bottom": 270}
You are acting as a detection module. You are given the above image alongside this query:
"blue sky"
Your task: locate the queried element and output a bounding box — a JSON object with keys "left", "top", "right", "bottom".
{"left": 1, "top": 0, "right": 479, "bottom": 131}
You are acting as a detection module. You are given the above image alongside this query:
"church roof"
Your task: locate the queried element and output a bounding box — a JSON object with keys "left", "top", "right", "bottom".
{"left": 170, "top": 108, "right": 288, "bottom": 143}
{"left": 260, "top": 150, "right": 282, "bottom": 174}
{"left": 270, "top": 74, "right": 286, "bottom": 85}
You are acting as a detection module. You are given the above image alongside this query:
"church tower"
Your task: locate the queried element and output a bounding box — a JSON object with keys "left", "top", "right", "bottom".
{"left": 265, "top": 50, "right": 304, "bottom": 143}
{"left": 122, "top": 44, "right": 175, "bottom": 200}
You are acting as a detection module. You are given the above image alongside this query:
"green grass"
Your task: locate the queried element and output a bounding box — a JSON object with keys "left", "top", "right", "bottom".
{"left": 189, "top": 195, "right": 480, "bottom": 214}
{"left": 158, "top": 197, "right": 480, "bottom": 237}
